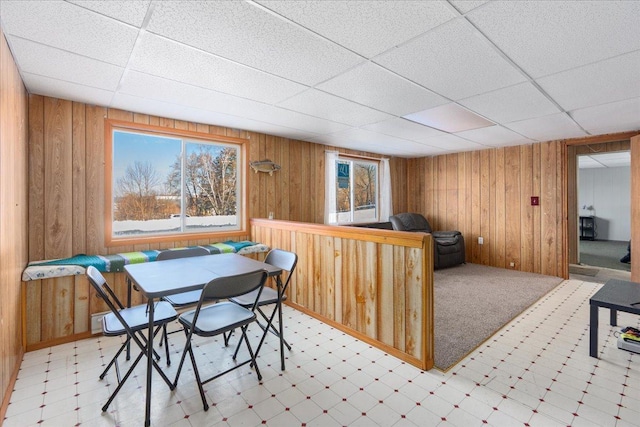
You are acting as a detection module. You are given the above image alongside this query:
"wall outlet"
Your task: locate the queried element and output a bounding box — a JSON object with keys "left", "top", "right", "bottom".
{"left": 478, "top": 236, "right": 484, "bottom": 245}
{"left": 509, "top": 262, "right": 515, "bottom": 267}
{"left": 91, "top": 311, "right": 107, "bottom": 334}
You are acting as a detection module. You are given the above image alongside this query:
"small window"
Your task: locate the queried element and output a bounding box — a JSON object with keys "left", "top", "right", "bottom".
{"left": 330, "top": 158, "right": 379, "bottom": 224}
{"left": 105, "top": 121, "right": 246, "bottom": 245}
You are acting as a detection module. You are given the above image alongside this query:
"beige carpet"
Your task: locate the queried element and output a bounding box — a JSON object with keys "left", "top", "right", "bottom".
{"left": 434, "top": 263, "right": 563, "bottom": 371}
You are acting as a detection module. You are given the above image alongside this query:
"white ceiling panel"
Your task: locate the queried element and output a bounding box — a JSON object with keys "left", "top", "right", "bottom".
{"left": 2, "top": 1, "right": 638, "bottom": 159}
{"left": 8, "top": 37, "right": 123, "bottom": 91}
{"left": 404, "top": 103, "right": 494, "bottom": 133}
{"left": 458, "top": 82, "right": 560, "bottom": 124}
{"left": 415, "top": 134, "right": 487, "bottom": 152}
{"left": 449, "top": 1, "right": 490, "bottom": 14}
{"left": 537, "top": 51, "right": 640, "bottom": 112}
{"left": 0, "top": 0, "right": 139, "bottom": 66}
{"left": 309, "top": 131, "right": 442, "bottom": 157}
{"left": 579, "top": 151, "right": 630, "bottom": 169}
{"left": 277, "top": 89, "right": 393, "bottom": 127}
{"left": 120, "top": 71, "right": 350, "bottom": 135}
{"left": 67, "top": 0, "right": 151, "bottom": 27}
{"left": 362, "top": 118, "right": 445, "bottom": 144}
{"left": 256, "top": 0, "right": 457, "bottom": 58}
{"left": 467, "top": 0, "right": 640, "bottom": 78}
{"left": 317, "top": 62, "right": 448, "bottom": 116}
{"left": 129, "top": 33, "right": 307, "bottom": 104}
{"left": 375, "top": 18, "right": 526, "bottom": 100}
{"left": 507, "top": 113, "right": 588, "bottom": 141}
{"left": 22, "top": 72, "right": 115, "bottom": 106}
{"left": 145, "top": 0, "right": 363, "bottom": 85}
{"left": 112, "top": 92, "right": 319, "bottom": 142}
{"left": 455, "top": 125, "right": 533, "bottom": 147}
{"left": 571, "top": 98, "right": 640, "bottom": 135}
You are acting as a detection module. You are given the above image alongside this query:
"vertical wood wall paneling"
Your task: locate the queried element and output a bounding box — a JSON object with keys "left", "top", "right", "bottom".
{"left": 85, "top": 105, "right": 107, "bottom": 255}
{"left": 520, "top": 145, "right": 534, "bottom": 272}
{"left": 480, "top": 150, "right": 490, "bottom": 266}
{"left": 28, "top": 95, "right": 45, "bottom": 261}
{"left": 504, "top": 146, "right": 521, "bottom": 269}
{"left": 1, "top": 26, "right": 28, "bottom": 418}
{"left": 72, "top": 102, "right": 86, "bottom": 255}
{"left": 409, "top": 141, "right": 567, "bottom": 277}
{"left": 540, "top": 142, "right": 558, "bottom": 276}
{"left": 44, "top": 98, "right": 73, "bottom": 259}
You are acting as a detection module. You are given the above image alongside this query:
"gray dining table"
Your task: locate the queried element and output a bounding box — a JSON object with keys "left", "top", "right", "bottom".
{"left": 124, "top": 252, "right": 281, "bottom": 427}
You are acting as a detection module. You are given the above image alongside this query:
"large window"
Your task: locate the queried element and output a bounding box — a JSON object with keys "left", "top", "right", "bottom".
{"left": 106, "top": 121, "right": 246, "bottom": 245}
{"left": 329, "top": 157, "right": 379, "bottom": 224}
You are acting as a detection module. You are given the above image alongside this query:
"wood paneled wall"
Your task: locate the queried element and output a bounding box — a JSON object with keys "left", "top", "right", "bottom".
{"left": 24, "top": 96, "right": 409, "bottom": 349}
{"left": 406, "top": 142, "right": 567, "bottom": 278}
{"left": 0, "top": 28, "right": 29, "bottom": 418}
{"left": 251, "top": 219, "right": 434, "bottom": 370}
{"left": 27, "top": 96, "right": 408, "bottom": 259}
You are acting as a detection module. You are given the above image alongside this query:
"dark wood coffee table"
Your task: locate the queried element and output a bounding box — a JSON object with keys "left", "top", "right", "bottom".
{"left": 590, "top": 279, "right": 640, "bottom": 357}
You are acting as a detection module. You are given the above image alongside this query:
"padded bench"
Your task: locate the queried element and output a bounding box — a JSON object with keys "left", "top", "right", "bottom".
{"left": 22, "top": 241, "right": 269, "bottom": 281}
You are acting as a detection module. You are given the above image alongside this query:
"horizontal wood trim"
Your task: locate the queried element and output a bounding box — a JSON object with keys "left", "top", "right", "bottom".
{"left": 25, "top": 332, "right": 93, "bottom": 353}
{"left": 251, "top": 218, "right": 428, "bottom": 248}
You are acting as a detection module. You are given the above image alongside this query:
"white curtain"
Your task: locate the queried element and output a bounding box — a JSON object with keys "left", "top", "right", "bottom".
{"left": 379, "top": 158, "right": 393, "bottom": 221}
{"left": 324, "top": 151, "right": 339, "bottom": 224}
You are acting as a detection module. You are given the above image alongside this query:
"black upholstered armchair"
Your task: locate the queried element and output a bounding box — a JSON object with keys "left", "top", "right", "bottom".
{"left": 389, "top": 213, "right": 465, "bottom": 269}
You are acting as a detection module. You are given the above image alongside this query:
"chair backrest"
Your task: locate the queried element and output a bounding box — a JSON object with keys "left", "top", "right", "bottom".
{"left": 86, "top": 265, "right": 125, "bottom": 310}
{"left": 156, "top": 246, "right": 210, "bottom": 261}
{"left": 201, "top": 269, "right": 268, "bottom": 302}
{"left": 389, "top": 213, "right": 433, "bottom": 233}
{"left": 264, "top": 249, "right": 298, "bottom": 292}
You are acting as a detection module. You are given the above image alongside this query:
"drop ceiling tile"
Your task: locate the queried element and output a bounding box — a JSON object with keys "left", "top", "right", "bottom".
{"left": 458, "top": 82, "right": 560, "bottom": 124}
{"left": 129, "top": 33, "right": 307, "bottom": 104}
{"left": 467, "top": 0, "right": 640, "bottom": 78}
{"left": 417, "top": 134, "right": 487, "bottom": 152}
{"left": 578, "top": 157, "right": 605, "bottom": 169}
{"left": 146, "top": 0, "right": 362, "bottom": 85}
{"left": 0, "top": 0, "right": 139, "bottom": 66}
{"left": 455, "top": 125, "right": 533, "bottom": 147}
{"left": 317, "top": 62, "right": 448, "bottom": 116}
{"left": 277, "top": 89, "right": 393, "bottom": 126}
{"left": 256, "top": 0, "right": 457, "bottom": 58}
{"left": 8, "top": 37, "right": 123, "bottom": 91}
{"left": 362, "top": 118, "right": 445, "bottom": 144}
{"left": 22, "top": 72, "right": 114, "bottom": 106}
{"left": 449, "top": 1, "right": 490, "bottom": 14}
{"left": 67, "top": 0, "right": 150, "bottom": 27}
{"left": 537, "top": 51, "right": 640, "bottom": 111}
{"left": 404, "top": 103, "right": 494, "bottom": 133}
{"left": 506, "top": 113, "right": 587, "bottom": 142}
{"left": 111, "top": 93, "right": 318, "bottom": 141}
{"left": 570, "top": 98, "right": 640, "bottom": 135}
{"left": 309, "top": 131, "right": 440, "bottom": 157}
{"left": 119, "top": 71, "right": 349, "bottom": 135}
{"left": 375, "top": 18, "right": 526, "bottom": 100}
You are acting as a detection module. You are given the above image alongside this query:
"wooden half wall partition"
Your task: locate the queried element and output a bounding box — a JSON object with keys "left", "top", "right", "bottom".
{"left": 251, "top": 218, "right": 435, "bottom": 371}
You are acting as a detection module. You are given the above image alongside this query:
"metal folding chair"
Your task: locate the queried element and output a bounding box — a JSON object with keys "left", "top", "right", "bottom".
{"left": 86, "top": 266, "right": 178, "bottom": 412}
{"left": 172, "top": 269, "right": 268, "bottom": 411}
{"left": 229, "top": 249, "right": 298, "bottom": 370}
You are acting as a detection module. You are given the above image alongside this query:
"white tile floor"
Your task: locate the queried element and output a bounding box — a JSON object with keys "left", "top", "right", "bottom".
{"left": 5, "top": 279, "right": 640, "bottom": 426}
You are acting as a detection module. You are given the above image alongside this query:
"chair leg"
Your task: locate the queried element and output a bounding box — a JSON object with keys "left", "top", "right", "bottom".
{"left": 187, "top": 343, "right": 209, "bottom": 411}
{"left": 240, "top": 325, "right": 261, "bottom": 381}
{"left": 100, "top": 337, "right": 130, "bottom": 380}
{"left": 102, "top": 350, "right": 146, "bottom": 411}
{"left": 163, "top": 324, "right": 171, "bottom": 365}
